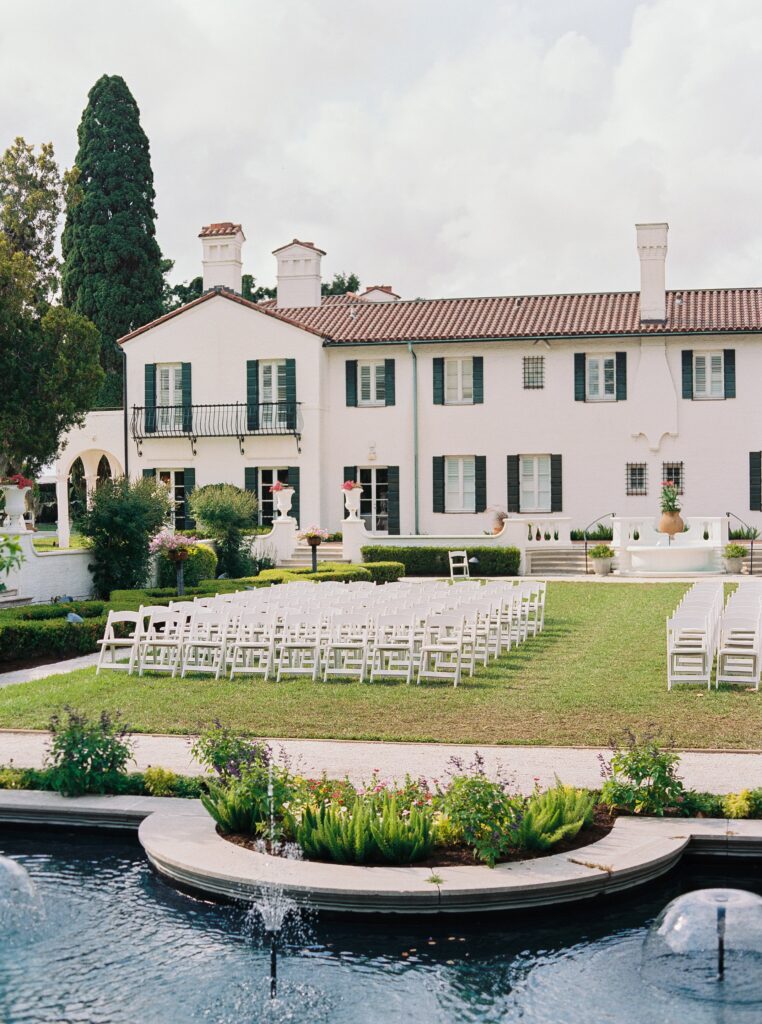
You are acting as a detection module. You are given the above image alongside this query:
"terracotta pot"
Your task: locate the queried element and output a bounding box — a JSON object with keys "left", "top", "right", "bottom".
{"left": 658, "top": 511, "right": 684, "bottom": 536}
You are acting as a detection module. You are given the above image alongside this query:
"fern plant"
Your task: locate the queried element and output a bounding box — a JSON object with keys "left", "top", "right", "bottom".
{"left": 515, "top": 783, "right": 595, "bottom": 851}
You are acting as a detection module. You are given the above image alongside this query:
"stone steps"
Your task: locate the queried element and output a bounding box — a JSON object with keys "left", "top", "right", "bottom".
{"left": 279, "top": 543, "right": 349, "bottom": 569}
{"left": 526, "top": 548, "right": 592, "bottom": 575}
{"left": 0, "top": 588, "right": 32, "bottom": 608}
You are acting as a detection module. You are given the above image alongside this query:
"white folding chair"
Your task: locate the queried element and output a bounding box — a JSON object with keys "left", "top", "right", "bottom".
{"left": 369, "top": 613, "right": 415, "bottom": 684}
{"left": 180, "top": 609, "right": 228, "bottom": 679}
{"left": 448, "top": 550, "right": 470, "bottom": 580}
{"left": 96, "top": 610, "right": 142, "bottom": 674}
{"left": 323, "top": 614, "right": 369, "bottom": 682}
{"left": 417, "top": 613, "right": 465, "bottom": 687}
{"left": 276, "top": 612, "right": 322, "bottom": 681}
{"left": 229, "top": 611, "right": 277, "bottom": 681}
{"left": 138, "top": 610, "right": 186, "bottom": 677}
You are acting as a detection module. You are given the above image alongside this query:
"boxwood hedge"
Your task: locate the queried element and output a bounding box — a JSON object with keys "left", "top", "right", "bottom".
{"left": 360, "top": 546, "right": 520, "bottom": 576}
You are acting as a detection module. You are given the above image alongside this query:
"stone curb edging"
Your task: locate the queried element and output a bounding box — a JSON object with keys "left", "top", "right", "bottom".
{"left": 138, "top": 811, "right": 762, "bottom": 915}
{"left": 0, "top": 790, "right": 199, "bottom": 830}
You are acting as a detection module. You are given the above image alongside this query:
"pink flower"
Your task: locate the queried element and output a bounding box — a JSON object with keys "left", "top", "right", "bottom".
{"left": 341, "top": 480, "right": 363, "bottom": 491}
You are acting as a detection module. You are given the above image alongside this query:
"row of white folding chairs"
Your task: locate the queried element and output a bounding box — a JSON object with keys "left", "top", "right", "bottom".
{"left": 666, "top": 582, "right": 725, "bottom": 689}
{"left": 715, "top": 582, "right": 762, "bottom": 689}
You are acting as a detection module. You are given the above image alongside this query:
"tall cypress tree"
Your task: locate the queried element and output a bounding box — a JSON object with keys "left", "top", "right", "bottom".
{"left": 62, "top": 75, "right": 163, "bottom": 407}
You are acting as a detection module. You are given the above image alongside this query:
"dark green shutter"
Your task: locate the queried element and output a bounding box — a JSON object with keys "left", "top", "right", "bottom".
{"left": 345, "top": 361, "right": 358, "bottom": 407}
{"left": 387, "top": 466, "right": 400, "bottom": 535}
{"left": 724, "top": 349, "right": 736, "bottom": 399}
{"left": 751, "top": 453, "right": 762, "bottom": 511}
{"left": 181, "top": 363, "right": 192, "bottom": 432}
{"left": 246, "top": 360, "right": 259, "bottom": 430}
{"left": 343, "top": 465, "right": 357, "bottom": 520}
{"left": 432, "top": 456, "right": 445, "bottom": 512}
{"left": 184, "top": 468, "right": 196, "bottom": 528}
{"left": 473, "top": 357, "right": 484, "bottom": 404}
{"left": 474, "top": 456, "right": 487, "bottom": 512}
{"left": 506, "top": 456, "right": 520, "bottom": 513}
{"left": 550, "top": 455, "right": 562, "bottom": 512}
{"left": 574, "top": 353, "right": 586, "bottom": 401}
{"left": 144, "top": 364, "right": 157, "bottom": 433}
{"left": 682, "top": 350, "right": 693, "bottom": 399}
{"left": 285, "top": 359, "right": 296, "bottom": 430}
{"left": 433, "top": 358, "right": 444, "bottom": 405}
{"left": 244, "top": 466, "right": 258, "bottom": 498}
{"left": 142, "top": 468, "right": 154, "bottom": 480}
{"left": 615, "top": 352, "right": 627, "bottom": 401}
{"left": 384, "top": 359, "right": 396, "bottom": 406}
{"left": 287, "top": 466, "right": 300, "bottom": 525}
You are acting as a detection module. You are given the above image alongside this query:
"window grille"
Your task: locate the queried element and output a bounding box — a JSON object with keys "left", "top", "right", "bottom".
{"left": 626, "top": 463, "right": 648, "bottom": 496}
{"left": 662, "top": 462, "right": 684, "bottom": 495}
{"left": 523, "top": 356, "right": 544, "bottom": 389}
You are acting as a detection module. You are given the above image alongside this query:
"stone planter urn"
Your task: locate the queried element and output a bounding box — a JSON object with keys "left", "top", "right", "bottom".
{"left": 1, "top": 485, "right": 30, "bottom": 530}
{"left": 658, "top": 511, "right": 684, "bottom": 537}
{"left": 723, "top": 556, "right": 744, "bottom": 574}
{"left": 343, "top": 485, "right": 363, "bottom": 521}
{"left": 274, "top": 486, "right": 294, "bottom": 518}
{"left": 591, "top": 557, "right": 612, "bottom": 576}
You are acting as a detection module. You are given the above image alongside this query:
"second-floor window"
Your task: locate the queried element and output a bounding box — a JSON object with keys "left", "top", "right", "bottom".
{"left": 445, "top": 456, "right": 476, "bottom": 512}
{"left": 693, "top": 351, "right": 724, "bottom": 399}
{"left": 662, "top": 461, "right": 684, "bottom": 495}
{"left": 626, "top": 462, "right": 648, "bottom": 496}
{"left": 359, "top": 361, "right": 386, "bottom": 406}
{"left": 520, "top": 455, "right": 551, "bottom": 512}
{"left": 586, "top": 355, "right": 616, "bottom": 401}
{"left": 260, "top": 360, "right": 288, "bottom": 428}
{"left": 157, "top": 363, "right": 183, "bottom": 429}
{"left": 445, "top": 358, "right": 474, "bottom": 404}
{"left": 523, "top": 356, "right": 544, "bottom": 389}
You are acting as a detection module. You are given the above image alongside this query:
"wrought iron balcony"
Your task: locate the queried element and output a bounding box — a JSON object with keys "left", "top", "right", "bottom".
{"left": 131, "top": 402, "right": 302, "bottom": 455}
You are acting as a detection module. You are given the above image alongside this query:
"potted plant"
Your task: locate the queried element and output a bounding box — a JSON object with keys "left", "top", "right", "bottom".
{"left": 341, "top": 480, "right": 363, "bottom": 520}
{"left": 0, "top": 474, "right": 33, "bottom": 530}
{"left": 270, "top": 480, "right": 294, "bottom": 518}
{"left": 298, "top": 526, "right": 329, "bottom": 572}
{"left": 589, "top": 544, "right": 615, "bottom": 576}
{"left": 149, "top": 529, "right": 198, "bottom": 596}
{"left": 723, "top": 542, "right": 747, "bottom": 575}
{"left": 658, "top": 482, "right": 684, "bottom": 537}
{"left": 487, "top": 507, "right": 508, "bottom": 535}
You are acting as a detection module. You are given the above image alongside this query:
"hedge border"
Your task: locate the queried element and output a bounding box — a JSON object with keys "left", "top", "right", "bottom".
{"left": 360, "top": 546, "right": 520, "bottom": 577}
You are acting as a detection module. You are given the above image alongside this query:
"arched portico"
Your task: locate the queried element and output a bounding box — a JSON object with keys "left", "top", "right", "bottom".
{"left": 56, "top": 448, "right": 123, "bottom": 548}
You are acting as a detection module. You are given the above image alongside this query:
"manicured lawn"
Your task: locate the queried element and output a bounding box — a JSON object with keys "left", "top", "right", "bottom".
{"left": 32, "top": 532, "right": 88, "bottom": 551}
{"left": 0, "top": 582, "right": 759, "bottom": 748}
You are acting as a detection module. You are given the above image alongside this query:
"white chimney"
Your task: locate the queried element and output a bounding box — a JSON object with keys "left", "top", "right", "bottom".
{"left": 199, "top": 222, "right": 245, "bottom": 293}
{"left": 636, "top": 222, "right": 668, "bottom": 323}
{"left": 359, "top": 285, "right": 400, "bottom": 302}
{"left": 273, "top": 239, "right": 325, "bottom": 308}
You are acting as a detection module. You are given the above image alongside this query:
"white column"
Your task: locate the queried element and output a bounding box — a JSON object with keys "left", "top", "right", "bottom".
{"left": 84, "top": 474, "right": 97, "bottom": 510}
{"left": 56, "top": 474, "right": 71, "bottom": 549}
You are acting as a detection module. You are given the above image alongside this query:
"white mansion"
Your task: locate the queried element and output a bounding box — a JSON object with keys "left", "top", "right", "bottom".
{"left": 54, "top": 220, "right": 762, "bottom": 548}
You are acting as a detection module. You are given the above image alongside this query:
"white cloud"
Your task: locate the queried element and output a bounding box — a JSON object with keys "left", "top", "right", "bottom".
{"left": 1, "top": 0, "right": 761, "bottom": 298}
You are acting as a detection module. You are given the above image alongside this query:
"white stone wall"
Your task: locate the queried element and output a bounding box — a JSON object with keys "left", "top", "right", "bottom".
{"left": 3, "top": 533, "right": 93, "bottom": 603}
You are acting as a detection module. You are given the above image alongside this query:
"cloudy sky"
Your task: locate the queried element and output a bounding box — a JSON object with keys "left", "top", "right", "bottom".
{"left": 2, "top": 0, "right": 761, "bottom": 299}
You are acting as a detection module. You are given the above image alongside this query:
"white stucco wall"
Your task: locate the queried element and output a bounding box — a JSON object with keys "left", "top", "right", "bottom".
{"left": 3, "top": 533, "right": 93, "bottom": 603}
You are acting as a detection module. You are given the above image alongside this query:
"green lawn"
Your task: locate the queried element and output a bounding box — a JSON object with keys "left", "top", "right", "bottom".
{"left": 0, "top": 582, "right": 759, "bottom": 749}
{"left": 32, "top": 532, "right": 87, "bottom": 551}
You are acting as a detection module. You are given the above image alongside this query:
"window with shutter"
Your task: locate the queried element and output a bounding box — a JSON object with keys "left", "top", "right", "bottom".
{"left": 156, "top": 364, "right": 183, "bottom": 429}
{"left": 693, "top": 351, "right": 724, "bottom": 398}
{"left": 358, "top": 361, "right": 386, "bottom": 405}
{"left": 444, "top": 456, "right": 476, "bottom": 512}
{"left": 586, "top": 355, "right": 616, "bottom": 401}
{"left": 519, "top": 455, "right": 552, "bottom": 512}
{"left": 444, "top": 358, "right": 474, "bottom": 404}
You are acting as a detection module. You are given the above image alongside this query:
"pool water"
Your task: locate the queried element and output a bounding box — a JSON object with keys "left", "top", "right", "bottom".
{"left": 2, "top": 829, "right": 762, "bottom": 1024}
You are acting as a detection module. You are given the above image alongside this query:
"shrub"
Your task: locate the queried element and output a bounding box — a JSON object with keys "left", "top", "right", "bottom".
{"left": 729, "top": 526, "right": 759, "bottom": 541}
{"left": 143, "top": 766, "right": 180, "bottom": 797}
{"left": 191, "top": 721, "right": 273, "bottom": 781}
{"left": 293, "top": 791, "right": 436, "bottom": 865}
{"left": 722, "top": 790, "right": 753, "bottom": 819}
{"left": 201, "top": 763, "right": 293, "bottom": 837}
{"left": 0, "top": 615, "right": 107, "bottom": 663}
{"left": 442, "top": 775, "right": 524, "bottom": 866}
{"left": 156, "top": 543, "right": 218, "bottom": 588}
{"left": 589, "top": 545, "right": 614, "bottom": 560}
{"left": 599, "top": 730, "right": 685, "bottom": 816}
{"left": 362, "top": 561, "right": 405, "bottom": 584}
{"left": 681, "top": 790, "right": 724, "bottom": 817}
{"left": 77, "top": 476, "right": 172, "bottom": 597}
{"left": 515, "top": 783, "right": 595, "bottom": 851}
{"left": 360, "top": 546, "right": 520, "bottom": 577}
{"left": 189, "top": 484, "right": 258, "bottom": 577}
{"left": 724, "top": 543, "right": 747, "bottom": 560}
{"left": 45, "top": 708, "right": 134, "bottom": 797}
{"left": 570, "top": 524, "right": 614, "bottom": 542}
{"left": 303, "top": 565, "right": 372, "bottom": 583}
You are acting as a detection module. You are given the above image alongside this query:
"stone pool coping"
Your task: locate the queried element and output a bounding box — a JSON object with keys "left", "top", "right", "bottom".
{"left": 3, "top": 792, "right": 762, "bottom": 914}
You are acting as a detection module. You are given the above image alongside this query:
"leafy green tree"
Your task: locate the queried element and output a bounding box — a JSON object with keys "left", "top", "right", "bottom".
{"left": 62, "top": 75, "right": 164, "bottom": 407}
{"left": 162, "top": 272, "right": 276, "bottom": 313}
{"left": 77, "top": 476, "right": 171, "bottom": 597}
{"left": 189, "top": 484, "right": 258, "bottom": 577}
{"left": 0, "top": 237, "right": 103, "bottom": 476}
{"left": 322, "top": 272, "right": 360, "bottom": 296}
{"left": 0, "top": 137, "right": 76, "bottom": 301}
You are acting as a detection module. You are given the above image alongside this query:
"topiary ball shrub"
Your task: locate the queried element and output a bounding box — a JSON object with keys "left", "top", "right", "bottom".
{"left": 156, "top": 543, "right": 217, "bottom": 588}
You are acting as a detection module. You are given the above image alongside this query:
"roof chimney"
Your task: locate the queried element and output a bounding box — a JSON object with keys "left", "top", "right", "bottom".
{"left": 636, "top": 222, "right": 668, "bottom": 323}
{"left": 273, "top": 239, "right": 325, "bottom": 308}
{"left": 199, "top": 222, "right": 245, "bottom": 293}
{"left": 359, "top": 285, "right": 400, "bottom": 302}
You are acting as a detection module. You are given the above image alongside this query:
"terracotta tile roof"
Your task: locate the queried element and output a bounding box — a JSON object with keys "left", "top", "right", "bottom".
{"left": 272, "top": 238, "right": 327, "bottom": 256}
{"left": 119, "top": 285, "right": 762, "bottom": 347}
{"left": 199, "top": 222, "right": 243, "bottom": 238}
{"left": 268, "top": 287, "right": 762, "bottom": 344}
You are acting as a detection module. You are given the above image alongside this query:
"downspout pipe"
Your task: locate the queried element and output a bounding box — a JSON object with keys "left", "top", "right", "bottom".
{"left": 122, "top": 349, "right": 129, "bottom": 479}
{"left": 407, "top": 341, "right": 419, "bottom": 534}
